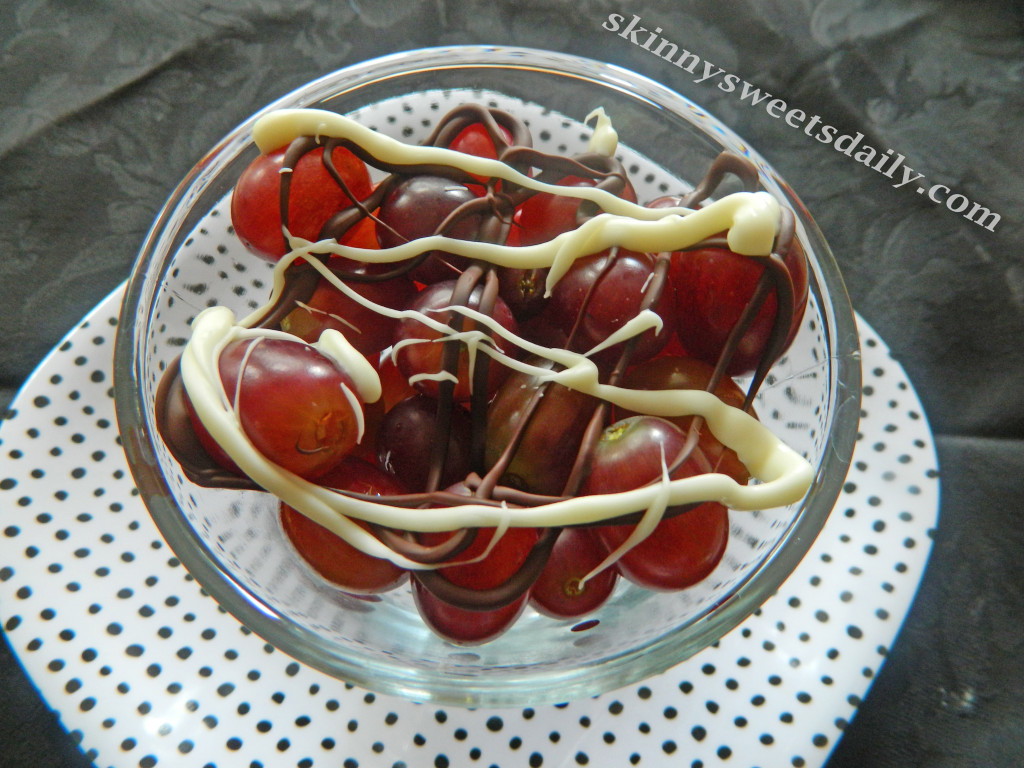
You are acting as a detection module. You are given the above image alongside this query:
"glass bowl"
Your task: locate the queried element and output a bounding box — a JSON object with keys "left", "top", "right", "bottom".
{"left": 113, "top": 45, "right": 861, "bottom": 708}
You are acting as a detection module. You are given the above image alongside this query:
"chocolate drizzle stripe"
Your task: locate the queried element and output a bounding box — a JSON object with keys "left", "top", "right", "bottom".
{"left": 412, "top": 527, "right": 560, "bottom": 610}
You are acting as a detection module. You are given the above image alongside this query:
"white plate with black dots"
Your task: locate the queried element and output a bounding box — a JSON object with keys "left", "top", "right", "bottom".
{"left": 0, "top": 283, "right": 938, "bottom": 768}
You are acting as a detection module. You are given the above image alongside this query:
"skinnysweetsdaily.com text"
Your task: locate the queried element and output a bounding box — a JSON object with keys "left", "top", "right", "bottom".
{"left": 603, "top": 12, "right": 1000, "bottom": 232}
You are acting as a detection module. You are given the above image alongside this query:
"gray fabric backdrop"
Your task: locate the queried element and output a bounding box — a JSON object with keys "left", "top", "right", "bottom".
{"left": 2, "top": 1, "right": 1022, "bottom": 766}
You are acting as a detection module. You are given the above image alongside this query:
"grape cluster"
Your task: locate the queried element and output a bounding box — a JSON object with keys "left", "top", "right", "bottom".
{"left": 158, "top": 103, "right": 808, "bottom": 644}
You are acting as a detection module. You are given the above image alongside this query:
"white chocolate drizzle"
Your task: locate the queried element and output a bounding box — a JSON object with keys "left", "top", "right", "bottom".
{"left": 585, "top": 107, "right": 618, "bottom": 157}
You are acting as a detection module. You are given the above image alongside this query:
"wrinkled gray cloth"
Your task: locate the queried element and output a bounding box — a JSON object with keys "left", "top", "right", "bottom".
{"left": 1, "top": 1, "right": 1022, "bottom": 766}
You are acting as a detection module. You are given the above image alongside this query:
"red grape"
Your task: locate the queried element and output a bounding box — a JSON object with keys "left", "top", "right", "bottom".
{"left": 421, "top": 525, "right": 540, "bottom": 590}
{"left": 500, "top": 209, "right": 555, "bottom": 332}
{"left": 376, "top": 353, "right": 418, "bottom": 411}
{"left": 412, "top": 523, "right": 539, "bottom": 644}
{"left": 582, "top": 416, "right": 729, "bottom": 590}
{"left": 447, "top": 122, "right": 512, "bottom": 163}
{"left": 495, "top": 261, "right": 549, "bottom": 321}
{"left": 516, "top": 175, "right": 637, "bottom": 246}
{"left": 346, "top": 355, "right": 415, "bottom": 466}
{"left": 213, "top": 337, "right": 362, "bottom": 479}
{"left": 335, "top": 215, "right": 381, "bottom": 251}
{"left": 376, "top": 175, "right": 482, "bottom": 283}
{"left": 542, "top": 248, "right": 675, "bottom": 370}
{"left": 484, "top": 359, "right": 599, "bottom": 496}
{"left": 530, "top": 528, "right": 617, "bottom": 618}
{"left": 392, "top": 279, "right": 518, "bottom": 401}
{"left": 375, "top": 394, "right": 473, "bottom": 492}
{"left": 413, "top": 580, "right": 527, "bottom": 645}
{"left": 671, "top": 240, "right": 808, "bottom": 376}
{"left": 231, "top": 144, "right": 372, "bottom": 261}
{"left": 597, "top": 502, "right": 729, "bottom": 591}
{"left": 280, "top": 273, "right": 416, "bottom": 357}
{"left": 621, "top": 355, "right": 754, "bottom": 484}
{"left": 446, "top": 122, "right": 514, "bottom": 187}
{"left": 280, "top": 458, "right": 407, "bottom": 593}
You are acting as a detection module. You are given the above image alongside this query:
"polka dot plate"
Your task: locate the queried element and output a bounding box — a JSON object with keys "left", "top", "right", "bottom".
{"left": 0, "top": 282, "right": 938, "bottom": 768}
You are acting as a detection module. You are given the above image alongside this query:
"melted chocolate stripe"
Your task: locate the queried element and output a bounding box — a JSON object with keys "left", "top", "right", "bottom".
{"left": 424, "top": 265, "right": 485, "bottom": 492}
{"left": 681, "top": 151, "right": 761, "bottom": 207}
{"left": 610, "top": 252, "right": 672, "bottom": 381}
{"left": 246, "top": 261, "right": 323, "bottom": 333}
{"left": 372, "top": 526, "right": 478, "bottom": 565}
{"left": 564, "top": 246, "right": 621, "bottom": 350}
{"left": 319, "top": 177, "right": 397, "bottom": 252}
{"left": 279, "top": 136, "right": 322, "bottom": 253}
{"left": 474, "top": 376, "right": 551, "bottom": 500}
{"left": 412, "top": 527, "right": 561, "bottom": 611}
{"left": 741, "top": 207, "right": 798, "bottom": 410}
{"left": 429, "top": 105, "right": 533, "bottom": 153}
{"left": 468, "top": 268, "right": 500, "bottom": 473}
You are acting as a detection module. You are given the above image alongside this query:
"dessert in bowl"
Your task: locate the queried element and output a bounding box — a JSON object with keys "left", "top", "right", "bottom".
{"left": 114, "top": 46, "right": 860, "bottom": 707}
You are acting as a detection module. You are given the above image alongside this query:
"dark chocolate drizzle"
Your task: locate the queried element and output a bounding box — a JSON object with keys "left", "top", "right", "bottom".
{"left": 154, "top": 102, "right": 806, "bottom": 613}
{"left": 412, "top": 527, "right": 561, "bottom": 611}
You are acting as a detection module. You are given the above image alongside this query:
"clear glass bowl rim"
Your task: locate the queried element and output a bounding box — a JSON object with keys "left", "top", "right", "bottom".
{"left": 113, "top": 44, "right": 862, "bottom": 707}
